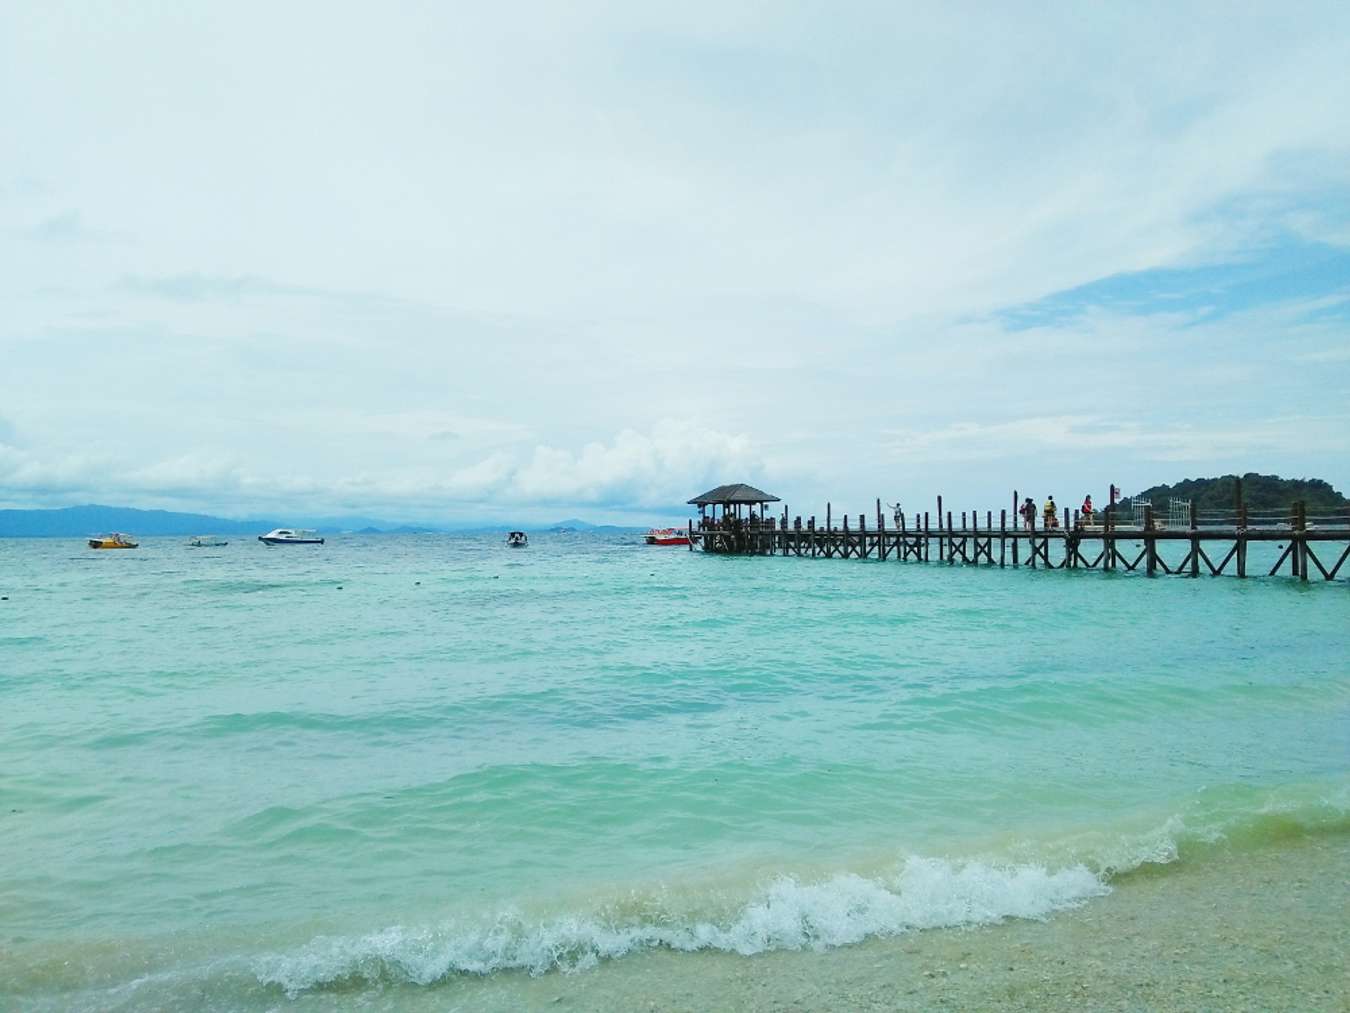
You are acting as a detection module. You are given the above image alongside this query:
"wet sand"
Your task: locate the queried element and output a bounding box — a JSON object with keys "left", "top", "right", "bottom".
{"left": 435, "top": 834, "right": 1348, "bottom": 1012}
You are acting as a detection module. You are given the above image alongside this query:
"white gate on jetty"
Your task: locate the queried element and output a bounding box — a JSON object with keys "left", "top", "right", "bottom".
{"left": 1168, "top": 498, "right": 1191, "bottom": 530}
{"left": 1129, "top": 498, "right": 1151, "bottom": 529}
{"left": 1119, "top": 497, "right": 1189, "bottom": 529}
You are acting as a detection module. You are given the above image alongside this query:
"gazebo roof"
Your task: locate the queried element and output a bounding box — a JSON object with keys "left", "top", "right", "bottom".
{"left": 687, "top": 483, "right": 781, "bottom": 506}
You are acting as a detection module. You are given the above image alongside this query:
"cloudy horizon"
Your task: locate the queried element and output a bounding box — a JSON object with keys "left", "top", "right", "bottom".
{"left": 3, "top": 3, "right": 1348, "bottom": 525}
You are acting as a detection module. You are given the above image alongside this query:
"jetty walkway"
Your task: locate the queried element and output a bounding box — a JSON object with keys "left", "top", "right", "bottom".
{"left": 686, "top": 485, "right": 1350, "bottom": 583}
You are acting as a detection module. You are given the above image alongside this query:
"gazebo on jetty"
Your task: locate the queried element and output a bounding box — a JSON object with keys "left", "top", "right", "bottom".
{"left": 688, "top": 483, "right": 781, "bottom": 552}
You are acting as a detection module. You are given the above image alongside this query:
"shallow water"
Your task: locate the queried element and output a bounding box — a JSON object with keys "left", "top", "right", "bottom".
{"left": 1, "top": 532, "right": 1346, "bottom": 1009}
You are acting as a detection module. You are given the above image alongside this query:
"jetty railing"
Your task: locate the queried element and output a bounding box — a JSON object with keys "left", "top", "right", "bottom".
{"left": 688, "top": 494, "right": 1350, "bottom": 582}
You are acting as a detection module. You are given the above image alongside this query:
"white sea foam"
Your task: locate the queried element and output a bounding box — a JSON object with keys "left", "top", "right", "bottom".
{"left": 254, "top": 856, "right": 1109, "bottom": 995}
{"left": 251, "top": 788, "right": 1350, "bottom": 995}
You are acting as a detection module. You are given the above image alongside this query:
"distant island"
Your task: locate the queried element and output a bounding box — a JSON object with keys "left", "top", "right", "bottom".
{"left": 1127, "top": 473, "right": 1349, "bottom": 513}
{"left": 0, "top": 505, "right": 279, "bottom": 538}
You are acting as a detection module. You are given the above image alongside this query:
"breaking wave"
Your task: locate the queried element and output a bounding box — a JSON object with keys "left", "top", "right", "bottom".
{"left": 253, "top": 785, "right": 1350, "bottom": 995}
{"left": 255, "top": 857, "right": 1106, "bottom": 994}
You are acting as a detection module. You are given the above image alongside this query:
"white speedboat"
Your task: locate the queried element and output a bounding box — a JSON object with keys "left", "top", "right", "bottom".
{"left": 258, "top": 528, "right": 324, "bottom": 545}
{"left": 505, "top": 531, "right": 528, "bottom": 548}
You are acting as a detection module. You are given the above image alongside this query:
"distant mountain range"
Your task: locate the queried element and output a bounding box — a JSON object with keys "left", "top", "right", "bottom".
{"left": 545, "top": 518, "right": 647, "bottom": 533}
{"left": 0, "top": 504, "right": 648, "bottom": 537}
{"left": 0, "top": 505, "right": 277, "bottom": 538}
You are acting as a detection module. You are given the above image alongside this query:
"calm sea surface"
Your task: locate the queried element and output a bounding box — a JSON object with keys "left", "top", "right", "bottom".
{"left": 1, "top": 532, "right": 1346, "bottom": 1009}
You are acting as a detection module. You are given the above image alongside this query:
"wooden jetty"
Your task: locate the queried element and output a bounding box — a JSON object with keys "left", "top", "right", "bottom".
{"left": 685, "top": 482, "right": 1350, "bottom": 582}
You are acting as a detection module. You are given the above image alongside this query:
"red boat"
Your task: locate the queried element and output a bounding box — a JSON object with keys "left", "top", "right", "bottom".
{"left": 645, "top": 527, "right": 690, "bottom": 546}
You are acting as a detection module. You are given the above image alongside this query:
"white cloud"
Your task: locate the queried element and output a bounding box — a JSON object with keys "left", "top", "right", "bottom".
{"left": 0, "top": 420, "right": 765, "bottom": 520}
{"left": 355, "top": 411, "right": 530, "bottom": 444}
{"left": 1294, "top": 345, "right": 1350, "bottom": 364}
{"left": 882, "top": 415, "right": 1350, "bottom": 465}
{"left": 1, "top": 4, "right": 1347, "bottom": 518}
{"left": 510, "top": 420, "right": 761, "bottom": 505}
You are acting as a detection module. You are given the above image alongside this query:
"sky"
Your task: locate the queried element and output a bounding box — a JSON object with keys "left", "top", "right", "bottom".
{"left": 2, "top": 2, "right": 1348, "bottom": 524}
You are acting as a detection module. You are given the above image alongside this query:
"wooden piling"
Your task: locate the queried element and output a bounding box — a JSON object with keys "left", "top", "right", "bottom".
{"left": 1103, "top": 504, "right": 1113, "bottom": 570}
{"left": 937, "top": 496, "right": 944, "bottom": 562}
{"left": 1145, "top": 505, "right": 1157, "bottom": 576}
{"left": 1289, "top": 503, "right": 1298, "bottom": 577}
{"left": 1234, "top": 477, "right": 1247, "bottom": 578}
{"left": 1000, "top": 509, "right": 1007, "bottom": 567}
{"left": 1189, "top": 501, "right": 1199, "bottom": 577}
{"left": 1297, "top": 501, "right": 1308, "bottom": 582}
{"left": 1237, "top": 503, "right": 1247, "bottom": 578}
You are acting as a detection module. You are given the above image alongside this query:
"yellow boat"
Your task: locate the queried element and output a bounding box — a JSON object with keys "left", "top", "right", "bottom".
{"left": 88, "top": 533, "right": 139, "bottom": 549}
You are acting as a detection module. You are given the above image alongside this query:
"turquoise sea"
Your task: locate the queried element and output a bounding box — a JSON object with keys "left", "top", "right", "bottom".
{"left": 2, "top": 532, "right": 1347, "bottom": 1010}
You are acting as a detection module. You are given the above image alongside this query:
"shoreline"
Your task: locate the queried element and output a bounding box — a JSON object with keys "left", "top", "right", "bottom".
{"left": 441, "top": 832, "right": 1349, "bottom": 1012}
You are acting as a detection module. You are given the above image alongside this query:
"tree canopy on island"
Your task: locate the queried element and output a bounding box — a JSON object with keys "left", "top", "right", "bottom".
{"left": 1128, "top": 473, "right": 1349, "bottom": 514}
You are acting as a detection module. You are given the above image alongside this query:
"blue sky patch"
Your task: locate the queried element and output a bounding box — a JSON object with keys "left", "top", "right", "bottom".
{"left": 998, "top": 233, "right": 1350, "bottom": 331}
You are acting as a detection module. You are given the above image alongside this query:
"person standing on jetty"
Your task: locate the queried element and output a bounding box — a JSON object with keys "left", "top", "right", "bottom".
{"left": 1043, "top": 496, "right": 1059, "bottom": 529}
{"left": 1020, "top": 497, "right": 1037, "bottom": 529}
{"left": 1081, "top": 494, "right": 1094, "bottom": 525}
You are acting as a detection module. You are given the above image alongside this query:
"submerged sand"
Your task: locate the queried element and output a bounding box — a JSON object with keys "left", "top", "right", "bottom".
{"left": 426, "top": 834, "right": 1349, "bottom": 1012}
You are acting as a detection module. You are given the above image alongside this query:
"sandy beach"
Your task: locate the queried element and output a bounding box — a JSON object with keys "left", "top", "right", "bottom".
{"left": 441, "top": 833, "right": 1349, "bottom": 1012}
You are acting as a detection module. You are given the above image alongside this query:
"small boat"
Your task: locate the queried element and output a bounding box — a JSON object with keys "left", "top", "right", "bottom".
{"left": 645, "top": 527, "right": 690, "bottom": 546}
{"left": 89, "top": 533, "right": 138, "bottom": 549}
{"left": 187, "top": 535, "right": 229, "bottom": 547}
{"left": 258, "top": 528, "right": 324, "bottom": 545}
{"left": 505, "top": 531, "right": 528, "bottom": 548}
